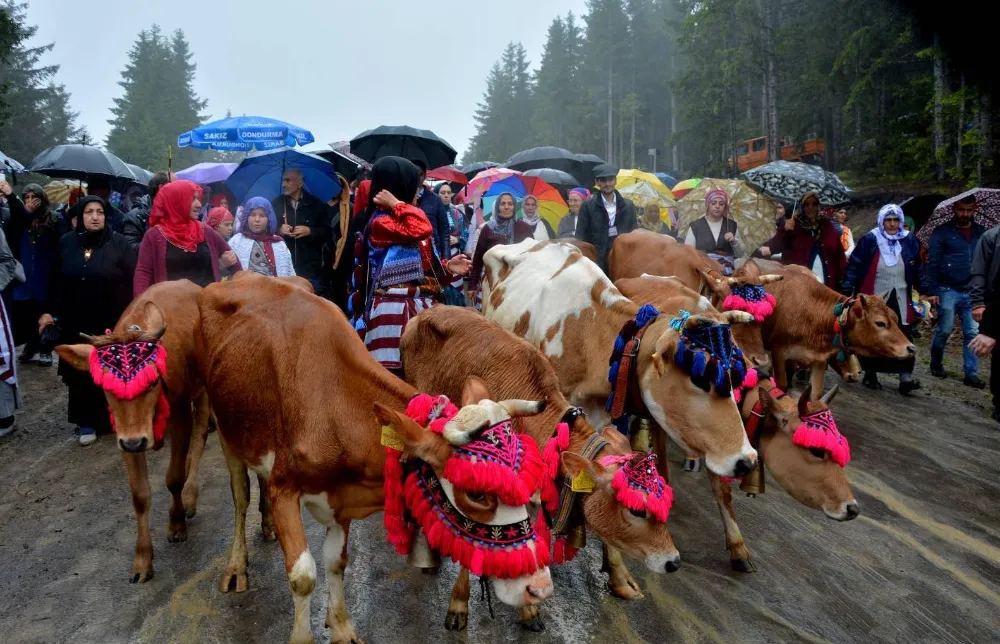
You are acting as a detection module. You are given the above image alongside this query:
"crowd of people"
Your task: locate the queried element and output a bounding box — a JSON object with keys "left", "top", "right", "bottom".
{"left": 1, "top": 160, "right": 998, "bottom": 444}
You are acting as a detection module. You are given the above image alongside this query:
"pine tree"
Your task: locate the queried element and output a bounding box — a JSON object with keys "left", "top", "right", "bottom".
{"left": 463, "top": 42, "right": 534, "bottom": 164}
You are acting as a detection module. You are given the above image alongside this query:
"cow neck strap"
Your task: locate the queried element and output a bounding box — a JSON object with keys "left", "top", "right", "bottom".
{"left": 743, "top": 385, "right": 786, "bottom": 447}
{"left": 550, "top": 432, "right": 609, "bottom": 536}
{"left": 606, "top": 304, "right": 661, "bottom": 425}
{"left": 831, "top": 297, "right": 856, "bottom": 362}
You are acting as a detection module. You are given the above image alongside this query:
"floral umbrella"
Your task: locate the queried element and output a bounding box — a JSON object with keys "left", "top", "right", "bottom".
{"left": 482, "top": 175, "right": 568, "bottom": 233}
{"left": 742, "top": 160, "right": 850, "bottom": 207}
{"left": 616, "top": 169, "right": 677, "bottom": 227}
{"left": 916, "top": 188, "right": 1000, "bottom": 247}
{"left": 676, "top": 178, "right": 779, "bottom": 254}
{"left": 671, "top": 177, "right": 702, "bottom": 199}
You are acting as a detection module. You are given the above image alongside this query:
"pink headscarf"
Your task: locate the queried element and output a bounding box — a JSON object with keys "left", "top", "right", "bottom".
{"left": 705, "top": 189, "right": 730, "bottom": 218}
{"left": 569, "top": 187, "right": 591, "bottom": 201}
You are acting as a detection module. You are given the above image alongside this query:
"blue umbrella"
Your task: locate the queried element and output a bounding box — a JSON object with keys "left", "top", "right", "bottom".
{"left": 226, "top": 149, "right": 341, "bottom": 204}
{"left": 654, "top": 172, "right": 678, "bottom": 189}
{"left": 177, "top": 115, "right": 315, "bottom": 152}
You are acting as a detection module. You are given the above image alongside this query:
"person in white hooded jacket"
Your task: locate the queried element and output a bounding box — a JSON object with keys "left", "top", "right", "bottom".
{"left": 228, "top": 197, "right": 295, "bottom": 278}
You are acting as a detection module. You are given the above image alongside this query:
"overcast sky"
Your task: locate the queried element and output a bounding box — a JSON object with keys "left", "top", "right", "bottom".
{"left": 24, "top": 0, "right": 589, "bottom": 160}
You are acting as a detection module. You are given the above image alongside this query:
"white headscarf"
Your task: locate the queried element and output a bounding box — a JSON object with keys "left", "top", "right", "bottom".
{"left": 872, "top": 204, "right": 908, "bottom": 267}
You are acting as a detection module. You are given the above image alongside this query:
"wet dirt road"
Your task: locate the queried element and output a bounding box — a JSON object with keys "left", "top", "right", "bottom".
{"left": 2, "top": 358, "right": 999, "bottom": 644}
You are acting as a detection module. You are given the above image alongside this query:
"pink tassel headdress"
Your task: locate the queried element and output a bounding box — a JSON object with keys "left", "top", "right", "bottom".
{"left": 89, "top": 340, "right": 170, "bottom": 441}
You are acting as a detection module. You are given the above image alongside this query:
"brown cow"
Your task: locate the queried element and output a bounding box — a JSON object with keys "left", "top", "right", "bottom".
{"left": 762, "top": 269, "right": 914, "bottom": 393}
{"left": 709, "top": 378, "right": 858, "bottom": 572}
{"left": 196, "top": 274, "right": 553, "bottom": 644}
{"left": 401, "top": 305, "right": 680, "bottom": 618}
{"left": 609, "top": 229, "right": 707, "bottom": 286}
{"left": 54, "top": 280, "right": 213, "bottom": 584}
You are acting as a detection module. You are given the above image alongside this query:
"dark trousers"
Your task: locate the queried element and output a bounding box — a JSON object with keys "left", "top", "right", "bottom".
{"left": 992, "top": 343, "right": 1000, "bottom": 410}
{"left": 10, "top": 298, "right": 43, "bottom": 354}
{"left": 64, "top": 368, "right": 113, "bottom": 433}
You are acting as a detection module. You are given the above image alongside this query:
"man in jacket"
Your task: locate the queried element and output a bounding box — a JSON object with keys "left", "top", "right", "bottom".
{"left": 411, "top": 159, "right": 451, "bottom": 258}
{"left": 122, "top": 171, "right": 172, "bottom": 250}
{"left": 272, "top": 169, "right": 332, "bottom": 295}
{"left": 925, "top": 195, "right": 986, "bottom": 387}
{"left": 970, "top": 221, "right": 1000, "bottom": 418}
{"left": 575, "top": 163, "right": 638, "bottom": 272}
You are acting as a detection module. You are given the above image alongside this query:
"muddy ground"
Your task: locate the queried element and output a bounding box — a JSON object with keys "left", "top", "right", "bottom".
{"left": 1, "top": 340, "right": 999, "bottom": 644}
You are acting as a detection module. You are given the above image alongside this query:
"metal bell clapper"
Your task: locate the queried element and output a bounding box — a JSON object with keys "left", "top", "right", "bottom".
{"left": 739, "top": 459, "right": 765, "bottom": 497}
{"left": 408, "top": 530, "right": 441, "bottom": 570}
{"left": 566, "top": 524, "right": 587, "bottom": 550}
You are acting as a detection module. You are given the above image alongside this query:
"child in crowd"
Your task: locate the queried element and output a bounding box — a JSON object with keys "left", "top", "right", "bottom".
{"left": 228, "top": 197, "right": 295, "bottom": 277}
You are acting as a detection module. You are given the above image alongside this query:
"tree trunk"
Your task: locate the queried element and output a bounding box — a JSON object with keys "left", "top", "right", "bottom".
{"left": 933, "top": 32, "right": 946, "bottom": 181}
{"left": 761, "top": 76, "right": 767, "bottom": 134}
{"left": 956, "top": 74, "right": 965, "bottom": 176}
{"left": 671, "top": 90, "right": 679, "bottom": 171}
{"left": 747, "top": 77, "right": 753, "bottom": 122}
{"left": 607, "top": 67, "right": 614, "bottom": 165}
{"left": 761, "top": 0, "right": 779, "bottom": 162}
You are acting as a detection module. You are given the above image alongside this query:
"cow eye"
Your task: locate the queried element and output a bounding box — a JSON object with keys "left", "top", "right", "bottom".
{"left": 875, "top": 321, "right": 887, "bottom": 328}
{"left": 808, "top": 447, "right": 827, "bottom": 459}
{"left": 629, "top": 508, "right": 647, "bottom": 519}
{"left": 467, "top": 491, "right": 487, "bottom": 504}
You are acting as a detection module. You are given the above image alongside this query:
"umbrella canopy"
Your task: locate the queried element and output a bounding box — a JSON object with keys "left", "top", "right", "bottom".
{"left": 616, "top": 169, "right": 677, "bottom": 226}
{"left": 28, "top": 144, "right": 136, "bottom": 182}
{"left": 742, "top": 160, "right": 850, "bottom": 207}
{"left": 482, "top": 175, "right": 568, "bottom": 233}
{"left": 522, "top": 167, "right": 580, "bottom": 191}
{"left": 1, "top": 150, "right": 24, "bottom": 173}
{"left": 460, "top": 161, "right": 500, "bottom": 180}
{"left": 176, "top": 162, "right": 239, "bottom": 185}
{"left": 427, "top": 165, "right": 468, "bottom": 185}
{"left": 572, "top": 153, "right": 605, "bottom": 187}
{"left": 505, "top": 146, "right": 583, "bottom": 175}
{"left": 309, "top": 144, "right": 370, "bottom": 179}
{"left": 916, "top": 188, "right": 1000, "bottom": 246}
{"left": 671, "top": 178, "right": 702, "bottom": 200}
{"left": 349, "top": 125, "right": 457, "bottom": 168}
{"left": 226, "top": 149, "right": 342, "bottom": 204}
{"left": 676, "top": 178, "right": 779, "bottom": 254}
{"left": 464, "top": 167, "right": 523, "bottom": 209}
{"left": 899, "top": 194, "right": 947, "bottom": 231}
{"left": 125, "top": 164, "right": 154, "bottom": 185}
{"left": 43, "top": 179, "right": 84, "bottom": 205}
{"left": 177, "top": 115, "right": 314, "bottom": 152}
{"left": 654, "top": 172, "right": 678, "bottom": 189}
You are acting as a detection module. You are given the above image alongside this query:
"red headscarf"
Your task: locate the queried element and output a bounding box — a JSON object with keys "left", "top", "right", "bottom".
{"left": 353, "top": 179, "right": 371, "bottom": 217}
{"left": 205, "top": 206, "right": 234, "bottom": 229}
{"left": 150, "top": 180, "right": 205, "bottom": 252}
{"left": 210, "top": 193, "right": 228, "bottom": 209}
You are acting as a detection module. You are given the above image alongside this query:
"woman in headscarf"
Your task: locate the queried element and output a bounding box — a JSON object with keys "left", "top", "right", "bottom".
{"left": 684, "top": 189, "right": 745, "bottom": 262}
{"left": 39, "top": 196, "right": 136, "bottom": 445}
{"left": 347, "top": 157, "right": 471, "bottom": 373}
{"left": 228, "top": 197, "right": 295, "bottom": 277}
{"left": 842, "top": 204, "right": 922, "bottom": 394}
{"left": 209, "top": 193, "right": 230, "bottom": 214}
{"left": 558, "top": 187, "right": 589, "bottom": 238}
{"left": 467, "top": 192, "right": 534, "bottom": 301}
{"left": 0, "top": 180, "right": 60, "bottom": 366}
{"left": 0, "top": 223, "right": 23, "bottom": 438}
{"left": 639, "top": 203, "right": 671, "bottom": 234}
{"left": 205, "top": 206, "right": 235, "bottom": 241}
{"left": 834, "top": 207, "right": 855, "bottom": 255}
{"left": 521, "top": 194, "right": 555, "bottom": 241}
{"left": 759, "top": 191, "right": 846, "bottom": 290}
{"left": 133, "top": 180, "right": 241, "bottom": 296}
{"left": 434, "top": 183, "right": 467, "bottom": 298}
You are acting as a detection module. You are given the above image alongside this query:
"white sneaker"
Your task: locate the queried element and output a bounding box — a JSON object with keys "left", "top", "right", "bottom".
{"left": 76, "top": 427, "right": 97, "bottom": 446}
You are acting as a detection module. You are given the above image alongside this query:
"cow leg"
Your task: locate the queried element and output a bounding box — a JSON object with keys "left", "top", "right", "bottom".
{"left": 772, "top": 348, "right": 789, "bottom": 390}
{"left": 601, "top": 544, "right": 644, "bottom": 599}
{"left": 809, "top": 362, "right": 826, "bottom": 400}
{"left": 322, "top": 517, "right": 361, "bottom": 644}
{"left": 165, "top": 400, "right": 192, "bottom": 543}
{"left": 122, "top": 452, "right": 154, "bottom": 583}
{"left": 519, "top": 603, "right": 545, "bottom": 632}
{"left": 182, "top": 391, "right": 211, "bottom": 518}
{"left": 271, "top": 486, "right": 316, "bottom": 644}
{"left": 445, "top": 568, "right": 469, "bottom": 631}
{"left": 219, "top": 436, "right": 250, "bottom": 593}
{"left": 258, "top": 474, "right": 277, "bottom": 542}
{"left": 708, "top": 471, "right": 755, "bottom": 572}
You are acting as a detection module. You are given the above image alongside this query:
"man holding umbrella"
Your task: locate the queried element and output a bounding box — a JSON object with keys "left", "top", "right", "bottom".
{"left": 272, "top": 168, "right": 332, "bottom": 295}
{"left": 576, "top": 163, "right": 638, "bottom": 271}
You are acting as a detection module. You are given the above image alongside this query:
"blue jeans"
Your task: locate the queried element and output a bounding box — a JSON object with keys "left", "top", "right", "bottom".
{"left": 931, "top": 287, "right": 979, "bottom": 376}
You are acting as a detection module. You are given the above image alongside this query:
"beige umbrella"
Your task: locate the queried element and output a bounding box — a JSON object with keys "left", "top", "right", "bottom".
{"left": 43, "top": 179, "right": 87, "bottom": 205}
{"left": 676, "top": 178, "right": 778, "bottom": 254}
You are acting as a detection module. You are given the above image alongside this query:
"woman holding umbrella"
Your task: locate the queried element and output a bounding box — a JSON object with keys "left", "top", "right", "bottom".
{"left": 348, "top": 157, "right": 470, "bottom": 373}
{"left": 759, "top": 191, "right": 847, "bottom": 290}
{"left": 842, "top": 204, "right": 922, "bottom": 395}
{"left": 684, "top": 189, "right": 745, "bottom": 266}
{"left": 133, "top": 180, "right": 241, "bottom": 296}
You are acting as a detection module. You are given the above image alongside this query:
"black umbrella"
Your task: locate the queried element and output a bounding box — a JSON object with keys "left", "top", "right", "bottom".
{"left": 522, "top": 167, "right": 580, "bottom": 191}
{"left": 573, "top": 152, "right": 605, "bottom": 186}
{"left": 28, "top": 144, "right": 136, "bottom": 182}
{"left": 311, "top": 147, "right": 369, "bottom": 179}
{"left": 349, "top": 125, "right": 457, "bottom": 168}
{"left": 899, "top": 194, "right": 947, "bottom": 231}
{"left": 460, "top": 161, "right": 500, "bottom": 180}
{"left": 742, "top": 160, "right": 850, "bottom": 206}
{"left": 504, "top": 146, "right": 584, "bottom": 176}
{"left": 125, "top": 163, "right": 154, "bottom": 185}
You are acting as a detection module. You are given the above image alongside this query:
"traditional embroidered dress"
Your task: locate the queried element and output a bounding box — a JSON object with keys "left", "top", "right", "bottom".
{"left": 228, "top": 234, "right": 295, "bottom": 277}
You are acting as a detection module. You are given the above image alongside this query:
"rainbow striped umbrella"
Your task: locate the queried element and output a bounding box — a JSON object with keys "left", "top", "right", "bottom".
{"left": 671, "top": 177, "right": 702, "bottom": 199}
{"left": 483, "top": 175, "right": 568, "bottom": 232}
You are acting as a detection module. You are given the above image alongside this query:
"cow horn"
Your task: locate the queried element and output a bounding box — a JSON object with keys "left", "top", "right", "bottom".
{"left": 78, "top": 333, "right": 100, "bottom": 345}
{"left": 442, "top": 412, "right": 491, "bottom": 446}
{"left": 499, "top": 399, "right": 547, "bottom": 418}
{"left": 151, "top": 323, "right": 167, "bottom": 342}
{"left": 722, "top": 310, "right": 755, "bottom": 325}
{"left": 684, "top": 314, "right": 718, "bottom": 329}
{"left": 727, "top": 277, "right": 742, "bottom": 287}
{"left": 798, "top": 384, "right": 813, "bottom": 417}
{"left": 877, "top": 290, "right": 892, "bottom": 302}
{"left": 820, "top": 383, "right": 840, "bottom": 405}
{"left": 758, "top": 274, "right": 784, "bottom": 284}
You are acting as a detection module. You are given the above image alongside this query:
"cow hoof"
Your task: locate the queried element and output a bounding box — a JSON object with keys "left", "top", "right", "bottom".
{"left": 167, "top": 527, "right": 188, "bottom": 543}
{"left": 185, "top": 508, "right": 197, "bottom": 519}
{"left": 609, "top": 579, "right": 644, "bottom": 600}
{"left": 444, "top": 610, "right": 468, "bottom": 631}
{"left": 519, "top": 616, "right": 545, "bottom": 632}
{"left": 130, "top": 568, "right": 154, "bottom": 584}
{"left": 220, "top": 570, "right": 249, "bottom": 593}
{"left": 261, "top": 524, "right": 277, "bottom": 542}
{"left": 730, "top": 558, "right": 756, "bottom": 573}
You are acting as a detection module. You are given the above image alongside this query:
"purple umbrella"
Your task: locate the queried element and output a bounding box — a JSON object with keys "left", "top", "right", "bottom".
{"left": 175, "top": 162, "right": 239, "bottom": 184}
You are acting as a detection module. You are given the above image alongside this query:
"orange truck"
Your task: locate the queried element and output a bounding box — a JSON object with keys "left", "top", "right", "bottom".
{"left": 731, "top": 135, "right": 826, "bottom": 172}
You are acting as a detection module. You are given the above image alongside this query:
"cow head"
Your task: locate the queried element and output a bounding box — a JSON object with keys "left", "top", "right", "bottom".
{"left": 840, "top": 295, "right": 915, "bottom": 360}
{"left": 560, "top": 427, "right": 680, "bottom": 573}
{"left": 375, "top": 380, "right": 553, "bottom": 609}
{"left": 755, "top": 385, "right": 859, "bottom": 521}
{"left": 54, "top": 302, "right": 169, "bottom": 453}
{"left": 643, "top": 314, "right": 759, "bottom": 478}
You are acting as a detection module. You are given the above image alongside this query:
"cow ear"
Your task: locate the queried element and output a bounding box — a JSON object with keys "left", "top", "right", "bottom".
{"left": 373, "top": 402, "right": 453, "bottom": 468}
{"left": 697, "top": 267, "right": 728, "bottom": 296}
{"left": 561, "top": 452, "right": 612, "bottom": 486}
{"left": 652, "top": 329, "right": 677, "bottom": 376}
{"left": 852, "top": 295, "right": 866, "bottom": 317}
{"left": 54, "top": 344, "right": 94, "bottom": 372}
{"left": 756, "top": 386, "right": 775, "bottom": 412}
{"left": 600, "top": 425, "right": 632, "bottom": 454}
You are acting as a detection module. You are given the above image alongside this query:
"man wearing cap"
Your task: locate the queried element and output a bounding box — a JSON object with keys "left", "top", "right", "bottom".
{"left": 575, "top": 163, "right": 638, "bottom": 271}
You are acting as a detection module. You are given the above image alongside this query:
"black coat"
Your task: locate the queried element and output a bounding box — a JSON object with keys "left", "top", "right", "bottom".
{"left": 575, "top": 190, "right": 638, "bottom": 270}
{"left": 271, "top": 191, "right": 331, "bottom": 281}
{"left": 49, "top": 227, "right": 136, "bottom": 340}
{"left": 122, "top": 195, "right": 151, "bottom": 251}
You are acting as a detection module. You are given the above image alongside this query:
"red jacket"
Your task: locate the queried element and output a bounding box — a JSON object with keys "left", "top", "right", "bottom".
{"left": 134, "top": 223, "right": 241, "bottom": 297}
{"left": 766, "top": 218, "right": 846, "bottom": 290}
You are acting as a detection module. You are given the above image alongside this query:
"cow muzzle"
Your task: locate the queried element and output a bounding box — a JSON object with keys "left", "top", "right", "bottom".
{"left": 118, "top": 436, "right": 149, "bottom": 453}
{"left": 492, "top": 567, "right": 554, "bottom": 607}
{"left": 645, "top": 550, "right": 682, "bottom": 574}
{"left": 824, "top": 499, "right": 861, "bottom": 521}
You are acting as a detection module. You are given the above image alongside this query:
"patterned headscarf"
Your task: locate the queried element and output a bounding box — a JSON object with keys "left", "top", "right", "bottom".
{"left": 705, "top": 189, "right": 730, "bottom": 218}
{"left": 238, "top": 197, "right": 279, "bottom": 235}
{"left": 487, "top": 192, "right": 518, "bottom": 241}
{"left": 872, "top": 204, "right": 908, "bottom": 267}
{"left": 205, "top": 206, "right": 234, "bottom": 230}
{"left": 794, "top": 191, "right": 823, "bottom": 236}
